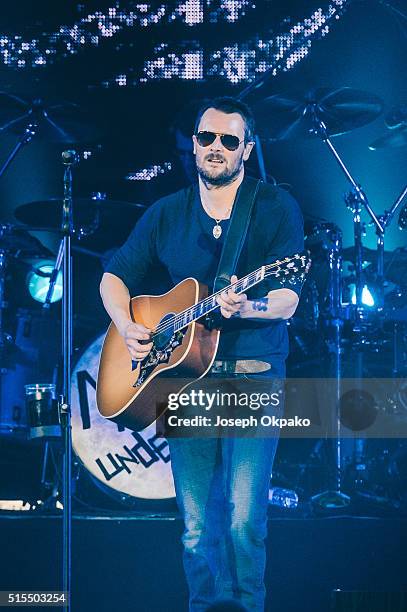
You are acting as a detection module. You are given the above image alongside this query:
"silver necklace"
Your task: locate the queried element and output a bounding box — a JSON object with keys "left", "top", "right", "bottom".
{"left": 202, "top": 201, "right": 232, "bottom": 239}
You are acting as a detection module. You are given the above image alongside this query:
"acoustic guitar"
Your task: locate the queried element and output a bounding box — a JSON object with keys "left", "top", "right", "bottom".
{"left": 96, "top": 253, "right": 310, "bottom": 431}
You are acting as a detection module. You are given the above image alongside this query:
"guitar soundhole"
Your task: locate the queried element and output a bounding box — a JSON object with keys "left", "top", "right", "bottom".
{"left": 154, "top": 313, "right": 176, "bottom": 351}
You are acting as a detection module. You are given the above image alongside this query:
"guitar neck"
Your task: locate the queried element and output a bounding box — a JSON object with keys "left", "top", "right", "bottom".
{"left": 172, "top": 265, "right": 267, "bottom": 332}
{"left": 150, "top": 253, "right": 309, "bottom": 339}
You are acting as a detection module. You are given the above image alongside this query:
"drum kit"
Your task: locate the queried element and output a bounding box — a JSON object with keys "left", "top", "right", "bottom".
{"left": 254, "top": 87, "right": 407, "bottom": 510}
{"left": 0, "top": 86, "right": 406, "bottom": 514}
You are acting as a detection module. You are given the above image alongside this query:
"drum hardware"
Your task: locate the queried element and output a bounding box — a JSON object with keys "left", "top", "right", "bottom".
{"left": 342, "top": 246, "right": 407, "bottom": 288}
{"left": 0, "top": 224, "right": 53, "bottom": 258}
{"left": 256, "top": 86, "right": 407, "bottom": 509}
{"left": 0, "top": 121, "right": 38, "bottom": 181}
{"left": 384, "top": 103, "right": 407, "bottom": 130}
{"left": 290, "top": 222, "right": 343, "bottom": 358}
{"left": 0, "top": 309, "right": 60, "bottom": 439}
{"left": 0, "top": 226, "right": 61, "bottom": 405}
{"left": 254, "top": 87, "right": 384, "bottom": 142}
{"left": 0, "top": 92, "right": 101, "bottom": 181}
{"left": 369, "top": 124, "right": 407, "bottom": 150}
{"left": 0, "top": 93, "right": 101, "bottom": 143}
{"left": 369, "top": 103, "right": 407, "bottom": 150}
{"left": 271, "top": 438, "right": 330, "bottom": 504}
{"left": 37, "top": 441, "right": 63, "bottom": 511}
{"left": 14, "top": 197, "right": 146, "bottom": 251}
{"left": 255, "top": 86, "right": 406, "bottom": 307}
{"left": 23, "top": 384, "right": 63, "bottom": 511}
{"left": 342, "top": 439, "right": 407, "bottom": 512}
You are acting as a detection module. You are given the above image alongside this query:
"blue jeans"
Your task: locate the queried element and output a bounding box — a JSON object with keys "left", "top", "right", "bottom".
{"left": 168, "top": 366, "right": 283, "bottom": 611}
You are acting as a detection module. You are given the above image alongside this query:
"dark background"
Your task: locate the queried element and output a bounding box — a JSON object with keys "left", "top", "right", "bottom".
{"left": 0, "top": 0, "right": 405, "bottom": 248}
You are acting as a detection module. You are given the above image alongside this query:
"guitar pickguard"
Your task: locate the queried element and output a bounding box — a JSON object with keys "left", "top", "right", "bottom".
{"left": 133, "top": 329, "right": 186, "bottom": 388}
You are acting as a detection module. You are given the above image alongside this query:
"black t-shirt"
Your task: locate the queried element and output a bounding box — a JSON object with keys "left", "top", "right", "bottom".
{"left": 105, "top": 177, "right": 304, "bottom": 363}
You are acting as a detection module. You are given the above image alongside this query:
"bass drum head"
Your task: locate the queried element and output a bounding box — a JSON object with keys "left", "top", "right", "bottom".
{"left": 71, "top": 334, "right": 175, "bottom": 503}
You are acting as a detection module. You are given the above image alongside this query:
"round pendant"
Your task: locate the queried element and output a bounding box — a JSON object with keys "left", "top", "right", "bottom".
{"left": 213, "top": 224, "right": 222, "bottom": 239}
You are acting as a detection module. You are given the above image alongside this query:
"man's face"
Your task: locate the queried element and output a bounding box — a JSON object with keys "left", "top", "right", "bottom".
{"left": 192, "top": 108, "right": 254, "bottom": 186}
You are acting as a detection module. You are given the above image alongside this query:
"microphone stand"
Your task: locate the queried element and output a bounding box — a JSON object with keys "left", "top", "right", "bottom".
{"left": 59, "top": 150, "right": 77, "bottom": 610}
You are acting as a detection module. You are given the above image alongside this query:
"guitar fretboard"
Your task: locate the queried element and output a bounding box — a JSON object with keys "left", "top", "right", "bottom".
{"left": 152, "top": 253, "right": 308, "bottom": 339}
{"left": 171, "top": 266, "right": 266, "bottom": 332}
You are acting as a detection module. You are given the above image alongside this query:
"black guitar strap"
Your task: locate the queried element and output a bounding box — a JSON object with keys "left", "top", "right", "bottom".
{"left": 213, "top": 176, "right": 261, "bottom": 293}
{"left": 206, "top": 176, "right": 261, "bottom": 328}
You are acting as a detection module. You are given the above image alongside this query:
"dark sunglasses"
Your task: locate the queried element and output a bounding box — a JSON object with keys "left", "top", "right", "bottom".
{"left": 195, "top": 131, "right": 244, "bottom": 151}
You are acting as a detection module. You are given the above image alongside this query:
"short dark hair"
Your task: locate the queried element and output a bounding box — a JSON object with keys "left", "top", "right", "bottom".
{"left": 194, "top": 96, "right": 255, "bottom": 143}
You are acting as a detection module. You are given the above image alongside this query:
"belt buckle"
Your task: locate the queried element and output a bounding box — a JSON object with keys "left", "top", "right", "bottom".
{"left": 211, "top": 360, "right": 232, "bottom": 375}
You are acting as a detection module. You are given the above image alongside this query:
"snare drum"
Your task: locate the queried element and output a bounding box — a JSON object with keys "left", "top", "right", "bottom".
{"left": 71, "top": 335, "right": 175, "bottom": 501}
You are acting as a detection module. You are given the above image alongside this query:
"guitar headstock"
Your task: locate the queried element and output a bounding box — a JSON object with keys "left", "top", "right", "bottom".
{"left": 264, "top": 251, "right": 311, "bottom": 286}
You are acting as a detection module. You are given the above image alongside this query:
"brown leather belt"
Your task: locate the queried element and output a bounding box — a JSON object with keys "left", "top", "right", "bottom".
{"left": 209, "top": 359, "right": 271, "bottom": 375}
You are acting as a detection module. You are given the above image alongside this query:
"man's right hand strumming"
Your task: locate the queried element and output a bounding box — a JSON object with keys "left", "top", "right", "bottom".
{"left": 119, "top": 321, "right": 153, "bottom": 361}
{"left": 99, "top": 272, "right": 154, "bottom": 361}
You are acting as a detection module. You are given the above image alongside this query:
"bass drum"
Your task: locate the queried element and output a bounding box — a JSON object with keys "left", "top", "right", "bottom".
{"left": 71, "top": 335, "right": 175, "bottom": 506}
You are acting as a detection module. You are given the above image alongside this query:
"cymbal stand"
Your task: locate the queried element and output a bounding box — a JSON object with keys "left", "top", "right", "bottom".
{"left": 310, "top": 110, "right": 384, "bottom": 307}
{"left": 309, "top": 110, "right": 384, "bottom": 508}
{"left": 344, "top": 191, "right": 366, "bottom": 307}
{"left": 381, "top": 183, "right": 407, "bottom": 232}
{"left": 0, "top": 122, "right": 38, "bottom": 180}
{"left": 311, "top": 224, "right": 350, "bottom": 508}
{"left": 312, "top": 111, "right": 407, "bottom": 307}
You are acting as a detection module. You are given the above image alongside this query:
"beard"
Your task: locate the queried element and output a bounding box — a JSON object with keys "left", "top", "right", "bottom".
{"left": 196, "top": 152, "right": 244, "bottom": 187}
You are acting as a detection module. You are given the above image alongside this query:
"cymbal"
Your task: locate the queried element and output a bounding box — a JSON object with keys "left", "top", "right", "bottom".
{"left": 254, "top": 87, "right": 383, "bottom": 141}
{"left": 0, "top": 224, "right": 52, "bottom": 258}
{"left": 0, "top": 92, "right": 100, "bottom": 143}
{"left": 14, "top": 198, "right": 147, "bottom": 249}
{"left": 369, "top": 125, "right": 407, "bottom": 150}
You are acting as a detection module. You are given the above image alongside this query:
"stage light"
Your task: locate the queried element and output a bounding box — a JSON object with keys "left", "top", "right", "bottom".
{"left": 350, "top": 284, "right": 375, "bottom": 307}
{"left": 26, "top": 260, "right": 63, "bottom": 304}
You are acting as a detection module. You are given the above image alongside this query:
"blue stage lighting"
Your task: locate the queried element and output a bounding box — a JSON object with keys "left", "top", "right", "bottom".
{"left": 350, "top": 284, "right": 375, "bottom": 307}
{"left": 27, "top": 261, "right": 63, "bottom": 304}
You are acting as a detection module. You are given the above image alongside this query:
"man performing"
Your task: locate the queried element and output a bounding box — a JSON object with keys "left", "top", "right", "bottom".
{"left": 100, "top": 97, "right": 304, "bottom": 611}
